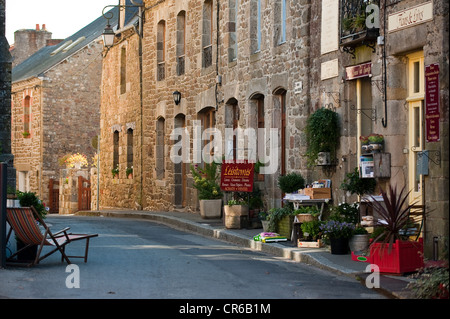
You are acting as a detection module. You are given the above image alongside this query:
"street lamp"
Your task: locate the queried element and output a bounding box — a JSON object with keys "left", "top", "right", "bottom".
{"left": 173, "top": 91, "right": 182, "bottom": 105}
{"left": 101, "top": 0, "right": 144, "bottom": 48}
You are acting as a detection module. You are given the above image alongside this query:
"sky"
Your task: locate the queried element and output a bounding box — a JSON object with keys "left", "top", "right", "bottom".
{"left": 5, "top": 0, "right": 119, "bottom": 45}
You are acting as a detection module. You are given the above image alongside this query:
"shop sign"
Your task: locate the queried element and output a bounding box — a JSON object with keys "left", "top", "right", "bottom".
{"left": 425, "top": 63, "right": 440, "bottom": 142}
{"left": 345, "top": 62, "right": 372, "bottom": 80}
{"left": 388, "top": 1, "right": 433, "bottom": 33}
{"left": 220, "top": 161, "right": 254, "bottom": 192}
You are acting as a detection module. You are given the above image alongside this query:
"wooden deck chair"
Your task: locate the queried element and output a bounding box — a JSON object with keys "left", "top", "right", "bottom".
{"left": 6, "top": 206, "right": 98, "bottom": 267}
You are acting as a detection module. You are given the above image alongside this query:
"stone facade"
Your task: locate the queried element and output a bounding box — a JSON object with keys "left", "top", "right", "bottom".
{"left": 99, "top": 0, "right": 448, "bottom": 258}
{"left": 11, "top": 37, "right": 103, "bottom": 209}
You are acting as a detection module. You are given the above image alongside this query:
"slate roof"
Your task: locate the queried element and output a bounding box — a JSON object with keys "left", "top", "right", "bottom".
{"left": 12, "top": 2, "right": 140, "bottom": 83}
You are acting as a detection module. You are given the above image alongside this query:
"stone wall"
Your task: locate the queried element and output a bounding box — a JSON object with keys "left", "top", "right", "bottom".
{"left": 58, "top": 168, "right": 89, "bottom": 215}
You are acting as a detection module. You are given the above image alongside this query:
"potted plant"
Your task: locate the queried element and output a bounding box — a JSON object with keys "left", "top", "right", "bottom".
{"left": 22, "top": 131, "right": 30, "bottom": 138}
{"left": 349, "top": 226, "right": 369, "bottom": 253}
{"left": 340, "top": 167, "right": 376, "bottom": 197}
{"left": 304, "top": 107, "right": 340, "bottom": 167}
{"left": 298, "top": 220, "right": 324, "bottom": 248}
{"left": 191, "top": 162, "right": 223, "bottom": 219}
{"left": 320, "top": 220, "right": 355, "bottom": 255}
{"left": 15, "top": 191, "right": 49, "bottom": 261}
{"left": 277, "top": 172, "right": 305, "bottom": 194}
{"left": 328, "top": 202, "right": 360, "bottom": 225}
{"left": 360, "top": 135, "right": 370, "bottom": 153}
{"left": 294, "top": 205, "right": 320, "bottom": 223}
{"left": 224, "top": 198, "right": 249, "bottom": 229}
{"left": 364, "top": 185, "right": 424, "bottom": 273}
{"left": 259, "top": 211, "right": 269, "bottom": 232}
{"left": 368, "top": 133, "right": 384, "bottom": 153}
{"left": 126, "top": 166, "right": 133, "bottom": 178}
{"left": 267, "top": 207, "right": 296, "bottom": 239}
{"left": 112, "top": 164, "right": 119, "bottom": 178}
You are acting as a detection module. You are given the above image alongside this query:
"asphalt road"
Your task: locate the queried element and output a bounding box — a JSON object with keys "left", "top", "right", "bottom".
{"left": 1, "top": 215, "right": 385, "bottom": 300}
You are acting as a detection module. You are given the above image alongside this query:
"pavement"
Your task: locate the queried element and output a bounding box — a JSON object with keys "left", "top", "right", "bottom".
{"left": 75, "top": 208, "right": 418, "bottom": 299}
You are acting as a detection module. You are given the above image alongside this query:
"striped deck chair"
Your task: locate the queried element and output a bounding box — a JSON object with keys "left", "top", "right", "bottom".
{"left": 6, "top": 206, "right": 98, "bottom": 267}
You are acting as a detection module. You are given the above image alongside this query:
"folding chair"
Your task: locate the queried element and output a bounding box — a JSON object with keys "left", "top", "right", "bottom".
{"left": 6, "top": 207, "right": 98, "bottom": 267}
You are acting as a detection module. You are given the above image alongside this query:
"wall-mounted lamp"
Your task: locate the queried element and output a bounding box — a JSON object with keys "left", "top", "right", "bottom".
{"left": 173, "top": 91, "right": 182, "bottom": 105}
{"left": 101, "top": 0, "right": 144, "bottom": 48}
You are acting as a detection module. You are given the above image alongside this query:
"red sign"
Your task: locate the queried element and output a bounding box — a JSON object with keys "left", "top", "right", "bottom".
{"left": 220, "top": 161, "right": 254, "bottom": 192}
{"left": 345, "top": 62, "right": 372, "bottom": 80}
{"left": 425, "top": 63, "right": 440, "bottom": 142}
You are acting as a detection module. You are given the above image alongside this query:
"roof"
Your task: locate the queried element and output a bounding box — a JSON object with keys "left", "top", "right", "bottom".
{"left": 12, "top": 2, "right": 140, "bottom": 84}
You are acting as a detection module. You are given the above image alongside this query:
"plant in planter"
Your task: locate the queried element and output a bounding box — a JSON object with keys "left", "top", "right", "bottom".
{"left": 294, "top": 205, "right": 320, "bottom": 223}
{"left": 320, "top": 220, "right": 355, "bottom": 255}
{"left": 300, "top": 220, "right": 324, "bottom": 241}
{"left": 360, "top": 135, "right": 370, "bottom": 153}
{"left": 126, "top": 166, "right": 133, "bottom": 178}
{"left": 365, "top": 185, "right": 424, "bottom": 273}
{"left": 328, "top": 202, "right": 360, "bottom": 224}
{"left": 349, "top": 226, "right": 369, "bottom": 253}
{"left": 267, "top": 207, "right": 296, "bottom": 239}
{"left": 224, "top": 199, "right": 249, "bottom": 229}
{"left": 340, "top": 167, "right": 376, "bottom": 197}
{"left": 112, "top": 164, "right": 119, "bottom": 178}
{"left": 191, "top": 162, "right": 223, "bottom": 219}
{"left": 304, "top": 107, "right": 340, "bottom": 167}
{"left": 368, "top": 133, "right": 384, "bottom": 153}
{"left": 278, "top": 172, "right": 305, "bottom": 194}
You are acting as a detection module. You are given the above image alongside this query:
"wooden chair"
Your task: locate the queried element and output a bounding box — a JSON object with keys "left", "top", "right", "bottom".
{"left": 6, "top": 207, "right": 98, "bottom": 267}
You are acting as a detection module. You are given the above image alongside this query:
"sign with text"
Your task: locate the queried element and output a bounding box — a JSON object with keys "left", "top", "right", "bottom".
{"left": 346, "top": 62, "right": 372, "bottom": 80}
{"left": 220, "top": 161, "right": 254, "bottom": 192}
{"left": 425, "top": 63, "right": 440, "bottom": 142}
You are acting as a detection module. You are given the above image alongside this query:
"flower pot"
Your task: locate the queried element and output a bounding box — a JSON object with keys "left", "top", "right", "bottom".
{"left": 261, "top": 220, "right": 269, "bottom": 232}
{"left": 349, "top": 234, "right": 370, "bottom": 253}
{"left": 330, "top": 237, "right": 349, "bottom": 255}
{"left": 368, "top": 142, "right": 383, "bottom": 153}
{"left": 199, "top": 199, "right": 222, "bottom": 219}
{"left": 277, "top": 215, "right": 294, "bottom": 240}
{"left": 316, "top": 152, "right": 331, "bottom": 166}
{"left": 224, "top": 205, "right": 249, "bottom": 229}
{"left": 296, "top": 213, "right": 317, "bottom": 223}
{"left": 368, "top": 239, "right": 424, "bottom": 274}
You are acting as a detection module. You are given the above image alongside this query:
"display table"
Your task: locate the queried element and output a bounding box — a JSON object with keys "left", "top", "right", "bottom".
{"left": 283, "top": 193, "right": 331, "bottom": 221}
{"left": 284, "top": 194, "right": 331, "bottom": 245}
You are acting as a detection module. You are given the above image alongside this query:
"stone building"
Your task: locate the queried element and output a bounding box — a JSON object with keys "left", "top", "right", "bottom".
{"left": 99, "top": 0, "right": 448, "bottom": 258}
{"left": 10, "top": 13, "right": 109, "bottom": 212}
{"left": 9, "top": 24, "right": 62, "bottom": 68}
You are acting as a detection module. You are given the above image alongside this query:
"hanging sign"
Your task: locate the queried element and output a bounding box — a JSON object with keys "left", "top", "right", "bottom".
{"left": 220, "top": 160, "right": 254, "bottom": 192}
{"left": 425, "top": 63, "right": 440, "bottom": 142}
{"left": 345, "top": 62, "right": 372, "bottom": 80}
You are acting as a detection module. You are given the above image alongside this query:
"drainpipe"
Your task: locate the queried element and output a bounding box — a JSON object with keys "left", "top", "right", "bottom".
{"left": 381, "top": 0, "right": 387, "bottom": 128}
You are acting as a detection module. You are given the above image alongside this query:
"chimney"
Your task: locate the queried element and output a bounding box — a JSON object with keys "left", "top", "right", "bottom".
{"left": 36, "top": 24, "right": 40, "bottom": 31}
{"left": 42, "top": 24, "right": 46, "bottom": 31}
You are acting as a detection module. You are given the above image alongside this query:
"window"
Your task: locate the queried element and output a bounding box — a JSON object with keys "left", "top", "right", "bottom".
{"left": 23, "top": 96, "right": 31, "bottom": 137}
{"left": 120, "top": 47, "right": 127, "bottom": 94}
{"left": 199, "top": 107, "right": 216, "bottom": 162}
{"left": 156, "top": 117, "right": 165, "bottom": 179}
{"left": 407, "top": 51, "right": 424, "bottom": 205}
{"left": 157, "top": 20, "right": 166, "bottom": 81}
{"left": 127, "top": 128, "right": 133, "bottom": 172}
{"left": 113, "top": 130, "right": 120, "bottom": 175}
{"left": 273, "top": 89, "right": 286, "bottom": 175}
{"left": 274, "top": 0, "right": 286, "bottom": 46}
{"left": 250, "top": 0, "right": 261, "bottom": 54}
{"left": 202, "top": 0, "right": 213, "bottom": 68}
{"left": 225, "top": 99, "right": 239, "bottom": 160}
{"left": 228, "top": 0, "right": 238, "bottom": 62}
{"left": 177, "top": 11, "right": 186, "bottom": 75}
